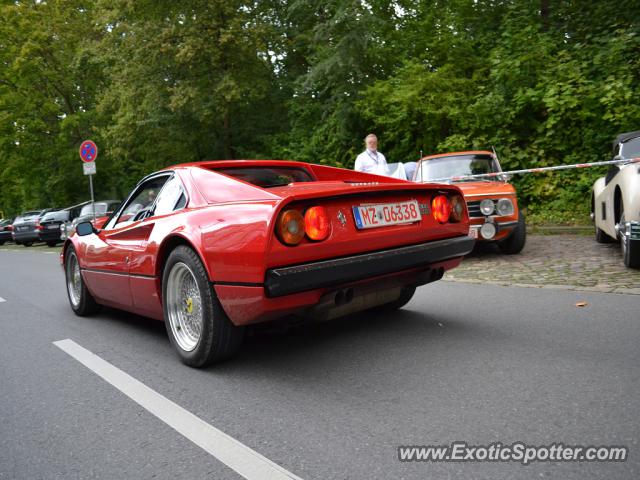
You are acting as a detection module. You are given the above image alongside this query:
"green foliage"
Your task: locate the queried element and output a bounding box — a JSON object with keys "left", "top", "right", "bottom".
{"left": 1, "top": 0, "right": 639, "bottom": 224}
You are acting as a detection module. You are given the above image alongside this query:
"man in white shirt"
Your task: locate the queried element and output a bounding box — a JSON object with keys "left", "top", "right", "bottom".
{"left": 354, "top": 133, "right": 388, "bottom": 174}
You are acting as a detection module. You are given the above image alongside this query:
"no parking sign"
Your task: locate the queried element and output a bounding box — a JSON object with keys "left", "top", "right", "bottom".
{"left": 79, "top": 140, "right": 98, "bottom": 163}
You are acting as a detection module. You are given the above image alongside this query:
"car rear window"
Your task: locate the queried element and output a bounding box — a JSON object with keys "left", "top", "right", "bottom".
{"left": 41, "top": 211, "right": 70, "bottom": 222}
{"left": 215, "top": 167, "right": 314, "bottom": 188}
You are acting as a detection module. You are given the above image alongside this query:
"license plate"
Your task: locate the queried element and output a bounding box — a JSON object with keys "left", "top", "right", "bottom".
{"left": 468, "top": 228, "right": 478, "bottom": 239}
{"left": 352, "top": 200, "right": 421, "bottom": 229}
{"left": 18, "top": 226, "right": 28, "bottom": 231}
{"left": 47, "top": 224, "right": 58, "bottom": 230}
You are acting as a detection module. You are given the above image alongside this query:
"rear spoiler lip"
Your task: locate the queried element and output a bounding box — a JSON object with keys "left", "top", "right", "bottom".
{"left": 270, "top": 182, "right": 464, "bottom": 204}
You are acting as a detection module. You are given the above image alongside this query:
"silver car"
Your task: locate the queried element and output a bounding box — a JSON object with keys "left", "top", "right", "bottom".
{"left": 11, "top": 210, "right": 52, "bottom": 246}
{"left": 60, "top": 200, "right": 121, "bottom": 240}
{"left": 592, "top": 131, "right": 640, "bottom": 268}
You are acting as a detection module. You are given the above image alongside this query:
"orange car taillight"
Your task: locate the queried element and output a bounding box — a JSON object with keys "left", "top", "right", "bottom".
{"left": 431, "top": 195, "right": 452, "bottom": 223}
{"left": 304, "top": 206, "right": 331, "bottom": 241}
{"left": 449, "top": 194, "right": 465, "bottom": 223}
{"left": 276, "top": 209, "right": 305, "bottom": 245}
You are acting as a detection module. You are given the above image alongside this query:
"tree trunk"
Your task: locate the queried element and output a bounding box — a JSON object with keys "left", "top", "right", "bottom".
{"left": 540, "top": 0, "right": 550, "bottom": 31}
{"left": 223, "top": 109, "right": 234, "bottom": 159}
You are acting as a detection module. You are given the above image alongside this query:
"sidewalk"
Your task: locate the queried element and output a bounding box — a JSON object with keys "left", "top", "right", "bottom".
{"left": 444, "top": 234, "right": 640, "bottom": 295}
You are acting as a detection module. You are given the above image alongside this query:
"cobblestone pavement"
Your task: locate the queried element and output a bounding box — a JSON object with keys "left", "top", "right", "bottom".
{"left": 444, "top": 233, "right": 640, "bottom": 295}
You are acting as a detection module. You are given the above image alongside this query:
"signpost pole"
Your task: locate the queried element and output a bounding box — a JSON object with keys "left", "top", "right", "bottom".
{"left": 89, "top": 174, "right": 96, "bottom": 223}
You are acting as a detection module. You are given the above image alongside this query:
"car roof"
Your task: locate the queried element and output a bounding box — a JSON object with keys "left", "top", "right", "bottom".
{"left": 613, "top": 131, "right": 640, "bottom": 147}
{"left": 81, "top": 200, "right": 120, "bottom": 206}
{"left": 419, "top": 150, "right": 494, "bottom": 161}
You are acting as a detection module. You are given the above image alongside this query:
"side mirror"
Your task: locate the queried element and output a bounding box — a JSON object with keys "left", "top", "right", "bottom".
{"left": 76, "top": 221, "right": 96, "bottom": 236}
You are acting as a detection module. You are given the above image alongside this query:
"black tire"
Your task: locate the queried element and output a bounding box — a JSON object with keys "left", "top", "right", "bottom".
{"left": 23, "top": 241, "right": 33, "bottom": 247}
{"left": 0, "top": 240, "right": 4, "bottom": 246}
{"left": 47, "top": 241, "right": 58, "bottom": 247}
{"left": 64, "top": 245, "right": 101, "bottom": 316}
{"left": 498, "top": 211, "right": 526, "bottom": 254}
{"left": 162, "top": 246, "right": 244, "bottom": 367}
{"left": 595, "top": 226, "right": 614, "bottom": 244}
{"left": 376, "top": 286, "right": 417, "bottom": 312}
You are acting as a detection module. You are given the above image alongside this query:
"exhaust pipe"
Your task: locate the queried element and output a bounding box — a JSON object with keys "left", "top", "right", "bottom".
{"left": 334, "top": 288, "right": 354, "bottom": 306}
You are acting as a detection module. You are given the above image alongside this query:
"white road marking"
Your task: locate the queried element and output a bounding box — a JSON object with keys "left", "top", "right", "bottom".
{"left": 53, "top": 339, "right": 303, "bottom": 480}
{"left": 0, "top": 297, "right": 5, "bottom": 303}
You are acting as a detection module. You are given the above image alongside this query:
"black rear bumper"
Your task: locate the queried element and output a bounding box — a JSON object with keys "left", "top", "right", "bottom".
{"left": 12, "top": 230, "right": 39, "bottom": 242}
{"left": 38, "top": 230, "right": 62, "bottom": 242}
{"left": 264, "top": 235, "right": 475, "bottom": 297}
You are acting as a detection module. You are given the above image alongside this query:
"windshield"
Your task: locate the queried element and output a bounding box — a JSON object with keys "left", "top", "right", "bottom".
{"left": 620, "top": 137, "right": 640, "bottom": 159}
{"left": 216, "top": 167, "right": 314, "bottom": 188}
{"left": 80, "top": 203, "right": 109, "bottom": 216}
{"left": 415, "top": 154, "right": 501, "bottom": 182}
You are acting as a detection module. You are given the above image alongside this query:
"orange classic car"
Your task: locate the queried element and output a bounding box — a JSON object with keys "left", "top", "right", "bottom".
{"left": 413, "top": 150, "right": 526, "bottom": 254}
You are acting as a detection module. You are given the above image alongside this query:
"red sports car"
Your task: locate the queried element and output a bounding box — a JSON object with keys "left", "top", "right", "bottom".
{"left": 62, "top": 160, "right": 474, "bottom": 367}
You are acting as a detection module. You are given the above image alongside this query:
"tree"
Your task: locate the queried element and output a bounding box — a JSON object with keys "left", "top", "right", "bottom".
{"left": 0, "top": 0, "right": 105, "bottom": 211}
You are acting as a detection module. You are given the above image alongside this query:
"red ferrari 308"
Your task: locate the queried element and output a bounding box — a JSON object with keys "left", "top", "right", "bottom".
{"left": 62, "top": 160, "right": 474, "bottom": 367}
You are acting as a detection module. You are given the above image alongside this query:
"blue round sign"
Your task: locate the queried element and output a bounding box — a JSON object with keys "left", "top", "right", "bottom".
{"left": 79, "top": 140, "right": 98, "bottom": 163}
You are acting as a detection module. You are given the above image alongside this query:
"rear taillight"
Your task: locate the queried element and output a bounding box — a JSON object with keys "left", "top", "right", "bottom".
{"left": 7, "top": 225, "right": 13, "bottom": 231}
{"left": 450, "top": 194, "right": 465, "bottom": 223}
{"left": 432, "top": 195, "right": 452, "bottom": 223}
{"left": 277, "top": 205, "right": 333, "bottom": 245}
{"left": 35, "top": 223, "right": 43, "bottom": 231}
{"left": 304, "top": 206, "right": 331, "bottom": 241}
{"left": 276, "top": 209, "right": 305, "bottom": 245}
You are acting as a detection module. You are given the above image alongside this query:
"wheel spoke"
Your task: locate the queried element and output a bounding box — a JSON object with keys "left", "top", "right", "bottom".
{"left": 166, "top": 262, "right": 204, "bottom": 352}
{"left": 66, "top": 252, "right": 82, "bottom": 307}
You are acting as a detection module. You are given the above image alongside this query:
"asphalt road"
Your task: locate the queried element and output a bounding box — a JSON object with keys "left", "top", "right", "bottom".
{"left": 1, "top": 249, "right": 639, "bottom": 480}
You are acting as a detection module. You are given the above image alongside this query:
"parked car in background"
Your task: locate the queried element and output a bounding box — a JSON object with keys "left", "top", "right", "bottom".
{"left": 60, "top": 200, "right": 121, "bottom": 240}
{"left": 413, "top": 150, "right": 526, "bottom": 254}
{"left": 0, "top": 218, "right": 15, "bottom": 245}
{"left": 38, "top": 209, "right": 74, "bottom": 247}
{"left": 12, "top": 209, "right": 54, "bottom": 246}
{"left": 62, "top": 160, "right": 474, "bottom": 367}
{"left": 592, "top": 131, "right": 640, "bottom": 268}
